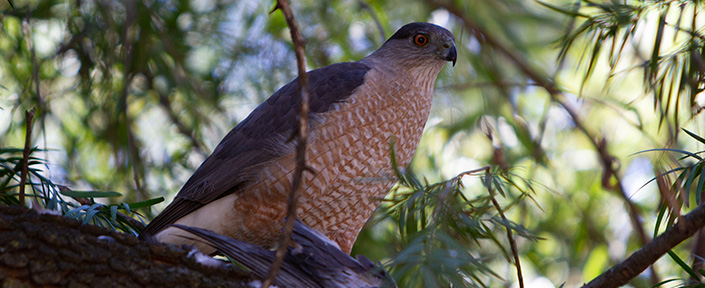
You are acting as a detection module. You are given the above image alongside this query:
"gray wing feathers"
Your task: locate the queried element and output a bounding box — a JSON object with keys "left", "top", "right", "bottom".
{"left": 141, "top": 62, "right": 371, "bottom": 237}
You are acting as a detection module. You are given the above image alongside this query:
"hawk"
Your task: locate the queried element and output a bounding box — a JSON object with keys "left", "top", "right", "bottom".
{"left": 141, "top": 22, "right": 457, "bottom": 254}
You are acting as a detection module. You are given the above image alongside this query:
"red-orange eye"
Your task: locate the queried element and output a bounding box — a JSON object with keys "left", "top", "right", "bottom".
{"left": 413, "top": 34, "right": 429, "bottom": 46}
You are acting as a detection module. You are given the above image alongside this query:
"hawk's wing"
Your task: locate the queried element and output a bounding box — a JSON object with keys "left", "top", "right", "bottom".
{"left": 141, "top": 62, "right": 371, "bottom": 237}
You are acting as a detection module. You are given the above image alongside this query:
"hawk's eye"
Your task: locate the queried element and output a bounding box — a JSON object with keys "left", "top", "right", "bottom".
{"left": 413, "top": 34, "right": 429, "bottom": 46}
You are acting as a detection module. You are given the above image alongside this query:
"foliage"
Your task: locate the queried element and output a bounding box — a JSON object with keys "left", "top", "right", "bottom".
{"left": 543, "top": 0, "right": 705, "bottom": 134}
{"left": 0, "top": 146, "right": 161, "bottom": 235}
{"left": 1, "top": 0, "right": 705, "bottom": 287}
{"left": 373, "top": 162, "right": 539, "bottom": 287}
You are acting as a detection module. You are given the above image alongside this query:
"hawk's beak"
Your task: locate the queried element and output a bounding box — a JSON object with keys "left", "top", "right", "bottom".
{"left": 443, "top": 41, "right": 457, "bottom": 66}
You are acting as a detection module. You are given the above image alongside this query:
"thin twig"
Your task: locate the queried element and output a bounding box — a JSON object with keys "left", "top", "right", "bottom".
{"left": 26, "top": 2, "right": 52, "bottom": 202}
{"left": 146, "top": 69, "right": 209, "bottom": 157}
{"left": 146, "top": 8, "right": 224, "bottom": 117}
{"left": 583, "top": 202, "right": 705, "bottom": 288}
{"left": 24, "top": 7, "right": 43, "bottom": 126}
{"left": 439, "top": 81, "right": 544, "bottom": 91}
{"left": 19, "top": 108, "right": 36, "bottom": 206}
{"left": 359, "top": 0, "right": 385, "bottom": 43}
{"left": 484, "top": 168, "right": 524, "bottom": 288}
{"left": 455, "top": 165, "right": 492, "bottom": 179}
{"left": 120, "top": 0, "right": 146, "bottom": 200}
{"left": 262, "top": 0, "right": 310, "bottom": 287}
{"left": 22, "top": 6, "right": 43, "bottom": 206}
{"left": 142, "top": 69, "right": 209, "bottom": 157}
{"left": 156, "top": 92, "right": 209, "bottom": 157}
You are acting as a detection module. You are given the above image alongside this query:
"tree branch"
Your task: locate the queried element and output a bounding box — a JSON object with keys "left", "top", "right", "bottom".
{"left": 120, "top": 0, "right": 147, "bottom": 201}
{"left": 359, "top": 0, "right": 386, "bottom": 43}
{"left": 155, "top": 87, "right": 209, "bottom": 157}
{"left": 19, "top": 108, "right": 35, "bottom": 206}
{"left": 20, "top": 6, "right": 39, "bottom": 207}
{"left": 583, "top": 203, "right": 705, "bottom": 288}
{"left": 263, "top": 1, "right": 311, "bottom": 287}
{"left": 486, "top": 169, "right": 524, "bottom": 288}
{"left": 0, "top": 205, "right": 251, "bottom": 287}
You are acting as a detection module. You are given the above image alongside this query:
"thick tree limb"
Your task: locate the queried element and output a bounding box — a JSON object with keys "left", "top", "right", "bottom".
{"left": 0, "top": 205, "right": 251, "bottom": 287}
{"left": 583, "top": 203, "right": 705, "bottom": 287}
{"left": 0, "top": 203, "right": 395, "bottom": 287}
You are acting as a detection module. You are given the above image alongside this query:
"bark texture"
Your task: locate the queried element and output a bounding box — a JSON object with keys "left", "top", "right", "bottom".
{"left": 0, "top": 204, "right": 251, "bottom": 288}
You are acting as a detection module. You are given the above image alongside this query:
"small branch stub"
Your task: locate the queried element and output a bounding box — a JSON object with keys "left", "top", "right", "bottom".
{"left": 19, "top": 107, "right": 37, "bottom": 206}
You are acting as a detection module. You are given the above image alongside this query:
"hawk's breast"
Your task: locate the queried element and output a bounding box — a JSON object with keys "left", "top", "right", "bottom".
{"left": 222, "top": 64, "right": 439, "bottom": 253}
{"left": 296, "top": 66, "right": 436, "bottom": 251}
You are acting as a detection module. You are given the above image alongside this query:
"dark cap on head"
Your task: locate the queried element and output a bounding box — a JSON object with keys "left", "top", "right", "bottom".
{"left": 387, "top": 22, "right": 454, "bottom": 42}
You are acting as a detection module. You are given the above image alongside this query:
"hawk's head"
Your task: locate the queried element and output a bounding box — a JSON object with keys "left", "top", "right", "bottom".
{"left": 377, "top": 22, "right": 457, "bottom": 67}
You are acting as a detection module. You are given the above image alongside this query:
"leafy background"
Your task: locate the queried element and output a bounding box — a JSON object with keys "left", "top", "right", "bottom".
{"left": 1, "top": 0, "right": 705, "bottom": 287}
